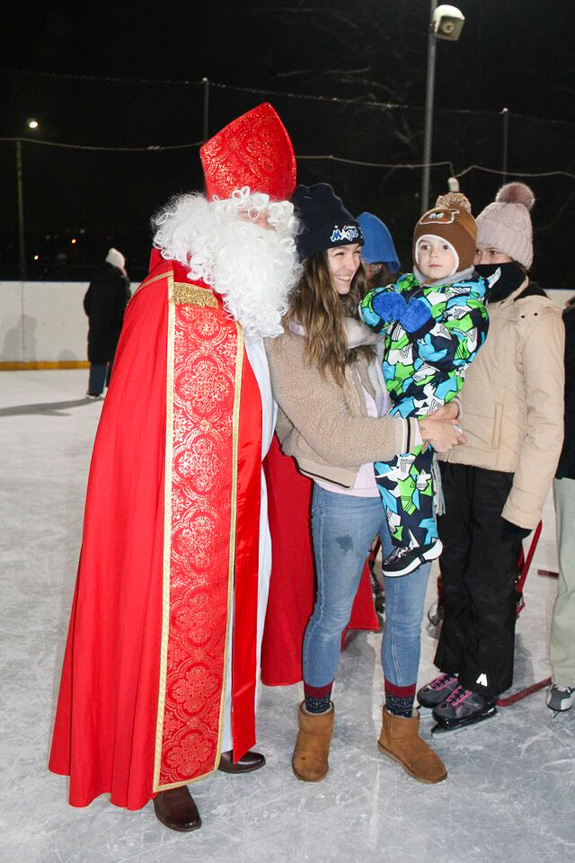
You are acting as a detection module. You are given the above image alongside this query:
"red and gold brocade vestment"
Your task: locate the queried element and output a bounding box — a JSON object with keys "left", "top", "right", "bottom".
{"left": 50, "top": 253, "right": 264, "bottom": 809}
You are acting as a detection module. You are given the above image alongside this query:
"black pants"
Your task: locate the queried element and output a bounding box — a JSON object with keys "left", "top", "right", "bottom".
{"left": 88, "top": 361, "right": 113, "bottom": 396}
{"left": 435, "top": 463, "right": 523, "bottom": 700}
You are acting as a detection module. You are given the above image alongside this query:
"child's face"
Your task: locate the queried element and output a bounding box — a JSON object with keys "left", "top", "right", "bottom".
{"left": 416, "top": 236, "right": 457, "bottom": 282}
{"left": 362, "top": 261, "right": 384, "bottom": 281}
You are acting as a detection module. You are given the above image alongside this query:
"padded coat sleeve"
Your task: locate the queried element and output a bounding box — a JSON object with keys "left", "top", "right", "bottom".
{"left": 265, "top": 333, "right": 416, "bottom": 469}
{"left": 502, "top": 304, "right": 565, "bottom": 529}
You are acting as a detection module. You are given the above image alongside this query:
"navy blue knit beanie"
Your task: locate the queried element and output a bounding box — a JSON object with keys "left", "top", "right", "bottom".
{"left": 292, "top": 183, "right": 363, "bottom": 262}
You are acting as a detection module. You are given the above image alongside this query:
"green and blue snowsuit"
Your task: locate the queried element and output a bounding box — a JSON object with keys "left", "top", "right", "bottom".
{"left": 360, "top": 270, "right": 488, "bottom": 550}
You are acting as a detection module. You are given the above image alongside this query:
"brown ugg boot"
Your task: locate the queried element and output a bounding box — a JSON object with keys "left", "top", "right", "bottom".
{"left": 378, "top": 707, "right": 447, "bottom": 784}
{"left": 292, "top": 702, "right": 335, "bottom": 782}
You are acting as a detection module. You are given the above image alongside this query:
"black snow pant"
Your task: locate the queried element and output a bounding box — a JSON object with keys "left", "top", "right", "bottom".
{"left": 435, "top": 463, "right": 524, "bottom": 700}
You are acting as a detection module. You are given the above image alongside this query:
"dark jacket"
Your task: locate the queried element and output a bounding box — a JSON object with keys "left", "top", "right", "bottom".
{"left": 556, "top": 304, "right": 575, "bottom": 480}
{"left": 84, "top": 262, "right": 131, "bottom": 363}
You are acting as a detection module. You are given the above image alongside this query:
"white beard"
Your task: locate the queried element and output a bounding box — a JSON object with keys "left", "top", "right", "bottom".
{"left": 152, "top": 188, "right": 302, "bottom": 340}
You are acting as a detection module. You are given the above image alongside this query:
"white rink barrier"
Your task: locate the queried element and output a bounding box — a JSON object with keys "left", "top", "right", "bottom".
{"left": 0, "top": 280, "right": 573, "bottom": 367}
{"left": 0, "top": 281, "right": 137, "bottom": 366}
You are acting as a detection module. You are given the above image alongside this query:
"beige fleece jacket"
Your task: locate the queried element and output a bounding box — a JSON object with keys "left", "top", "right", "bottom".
{"left": 440, "top": 280, "right": 565, "bottom": 529}
{"left": 265, "top": 328, "right": 418, "bottom": 488}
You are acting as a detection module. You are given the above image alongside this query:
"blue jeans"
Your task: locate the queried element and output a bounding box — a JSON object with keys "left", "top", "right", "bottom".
{"left": 303, "top": 485, "right": 431, "bottom": 689}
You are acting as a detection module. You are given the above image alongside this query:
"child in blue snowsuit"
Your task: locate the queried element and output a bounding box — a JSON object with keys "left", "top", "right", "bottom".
{"left": 360, "top": 193, "right": 488, "bottom": 576}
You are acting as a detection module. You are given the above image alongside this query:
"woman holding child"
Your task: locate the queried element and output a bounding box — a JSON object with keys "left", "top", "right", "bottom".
{"left": 264, "top": 183, "right": 465, "bottom": 785}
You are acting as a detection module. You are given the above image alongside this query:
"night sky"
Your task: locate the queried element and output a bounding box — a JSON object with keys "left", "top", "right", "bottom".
{"left": 2, "top": 0, "right": 574, "bottom": 285}
{"left": 3, "top": 0, "right": 574, "bottom": 122}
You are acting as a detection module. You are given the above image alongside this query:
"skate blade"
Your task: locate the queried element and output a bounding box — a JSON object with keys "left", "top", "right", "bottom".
{"left": 431, "top": 706, "right": 497, "bottom": 734}
{"left": 548, "top": 707, "right": 572, "bottom": 719}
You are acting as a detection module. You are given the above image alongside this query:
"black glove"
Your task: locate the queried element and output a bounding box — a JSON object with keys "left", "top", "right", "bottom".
{"left": 502, "top": 519, "right": 531, "bottom": 541}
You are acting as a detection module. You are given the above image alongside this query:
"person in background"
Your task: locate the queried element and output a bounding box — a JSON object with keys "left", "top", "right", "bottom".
{"left": 547, "top": 297, "right": 575, "bottom": 711}
{"left": 49, "top": 103, "right": 301, "bottom": 832}
{"left": 83, "top": 247, "right": 131, "bottom": 399}
{"left": 360, "top": 192, "right": 488, "bottom": 577}
{"left": 265, "top": 182, "right": 465, "bottom": 787}
{"left": 419, "top": 182, "right": 565, "bottom": 730}
{"left": 357, "top": 211, "right": 400, "bottom": 290}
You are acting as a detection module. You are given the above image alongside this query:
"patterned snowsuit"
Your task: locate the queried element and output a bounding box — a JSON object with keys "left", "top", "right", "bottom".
{"left": 360, "top": 271, "right": 488, "bottom": 550}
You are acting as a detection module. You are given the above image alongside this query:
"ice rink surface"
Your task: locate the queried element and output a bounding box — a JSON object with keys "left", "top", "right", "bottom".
{"left": 1, "top": 370, "right": 573, "bottom": 863}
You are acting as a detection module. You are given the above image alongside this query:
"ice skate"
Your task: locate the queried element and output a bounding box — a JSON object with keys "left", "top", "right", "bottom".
{"left": 431, "top": 685, "right": 497, "bottom": 733}
{"left": 417, "top": 673, "right": 459, "bottom": 708}
{"left": 546, "top": 684, "right": 575, "bottom": 718}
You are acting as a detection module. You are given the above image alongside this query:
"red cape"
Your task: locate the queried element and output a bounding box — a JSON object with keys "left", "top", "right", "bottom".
{"left": 261, "top": 436, "right": 378, "bottom": 687}
{"left": 50, "top": 254, "right": 262, "bottom": 809}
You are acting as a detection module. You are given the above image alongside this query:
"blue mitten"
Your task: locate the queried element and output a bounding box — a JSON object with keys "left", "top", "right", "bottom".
{"left": 399, "top": 298, "right": 433, "bottom": 333}
{"left": 372, "top": 290, "right": 406, "bottom": 323}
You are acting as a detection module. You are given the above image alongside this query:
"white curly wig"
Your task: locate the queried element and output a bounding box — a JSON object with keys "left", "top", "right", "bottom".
{"left": 152, "top": 187, "right": 301, "bottom": 340}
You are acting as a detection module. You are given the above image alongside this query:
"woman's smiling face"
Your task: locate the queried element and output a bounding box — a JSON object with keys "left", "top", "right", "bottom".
{"left": 327, "top": 244, "right": 362, "bottom": 295}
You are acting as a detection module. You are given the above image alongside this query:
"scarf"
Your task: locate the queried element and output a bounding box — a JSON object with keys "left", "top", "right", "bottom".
{"left": 475, "top": 262, "right": 526, "bottom": 303}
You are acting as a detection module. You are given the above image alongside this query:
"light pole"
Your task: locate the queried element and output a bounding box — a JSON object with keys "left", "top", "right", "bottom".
{"left": 16, "top": 139, "right": 26, "bottom": 281}
{"left": 202, "top": 78, "right": 210, "bottom": 142}
{"left": 421, "top": 3, "right": 465, "bottom": 213}
{"left": 16, "top": 119, "right": 41, "bottom": 281}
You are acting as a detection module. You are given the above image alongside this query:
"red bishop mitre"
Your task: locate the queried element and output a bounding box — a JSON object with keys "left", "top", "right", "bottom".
{"left": 200, "top": 103, "right": 297, "bottom": 202}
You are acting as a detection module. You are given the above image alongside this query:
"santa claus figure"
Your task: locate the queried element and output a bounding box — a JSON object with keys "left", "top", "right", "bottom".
{"left": 49, "top": 103, "right": 301, "bottom": 832}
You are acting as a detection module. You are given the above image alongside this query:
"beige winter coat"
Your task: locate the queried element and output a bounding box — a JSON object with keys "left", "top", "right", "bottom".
{"left": 440, "top": 280, "right": 565, "bottom": 529}
{"left": 265, "top": 328, "right": 418, "bottom": 488}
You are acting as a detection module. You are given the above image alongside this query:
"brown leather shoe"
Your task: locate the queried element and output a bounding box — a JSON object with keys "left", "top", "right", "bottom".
{"left": 218, "top": 749, "right": 266, "bottom": 773}
{"left": 153, "top": 786, "right": 202, "bottom": 832}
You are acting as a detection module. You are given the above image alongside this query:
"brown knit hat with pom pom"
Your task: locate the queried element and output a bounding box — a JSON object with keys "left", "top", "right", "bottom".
{"left": 475, "top": 182, "right": 535, "bottom": 268}
{"left": 413, "top": 191, "right": 477, "bottom": 272}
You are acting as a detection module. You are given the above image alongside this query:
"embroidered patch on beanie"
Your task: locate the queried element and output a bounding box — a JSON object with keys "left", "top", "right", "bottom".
{"left": 293, "top": 183, "right": 363, "bottom": 261}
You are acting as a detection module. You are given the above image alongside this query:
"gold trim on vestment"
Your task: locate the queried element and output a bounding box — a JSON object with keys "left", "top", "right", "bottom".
{"left": 153, "top": 275, "right": 176, "bottom": 792}
{"left": 214, "top": 321, "right": 244, "bottom": 766}
{"left": 129, "top": 270, "right": 167, "bottom": 301}
{"left": 152, "top": 280, "right": 244, "bottom": 790}
{"left": 169, "top": 280, "right": 219, "bottom": 307}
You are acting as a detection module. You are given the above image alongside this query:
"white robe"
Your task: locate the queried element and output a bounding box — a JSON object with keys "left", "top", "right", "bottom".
{"left": 220, "top": 336, "right": 277, "bottom": 752}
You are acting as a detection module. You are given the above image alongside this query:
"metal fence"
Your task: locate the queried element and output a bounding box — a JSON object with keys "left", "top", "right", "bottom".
{"left": 2, "top": 69, "right": 574, "bottom": 289}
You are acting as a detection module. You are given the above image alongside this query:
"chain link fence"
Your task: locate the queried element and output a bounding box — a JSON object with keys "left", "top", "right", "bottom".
{"left": 1, "top": 69, "right": 574, "bottom": 289}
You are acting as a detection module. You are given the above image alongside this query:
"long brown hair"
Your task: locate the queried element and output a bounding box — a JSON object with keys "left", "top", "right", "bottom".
{"left": 284, "top": 251, "right": 373, "bottom": 385}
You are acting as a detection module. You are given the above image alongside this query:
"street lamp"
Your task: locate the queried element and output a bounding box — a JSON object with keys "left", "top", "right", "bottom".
{"left": 421, "top": 3, "right": 465, "bottom": 213}
{"left": 17, "top": 119, "right": 41, "bottom": 280}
